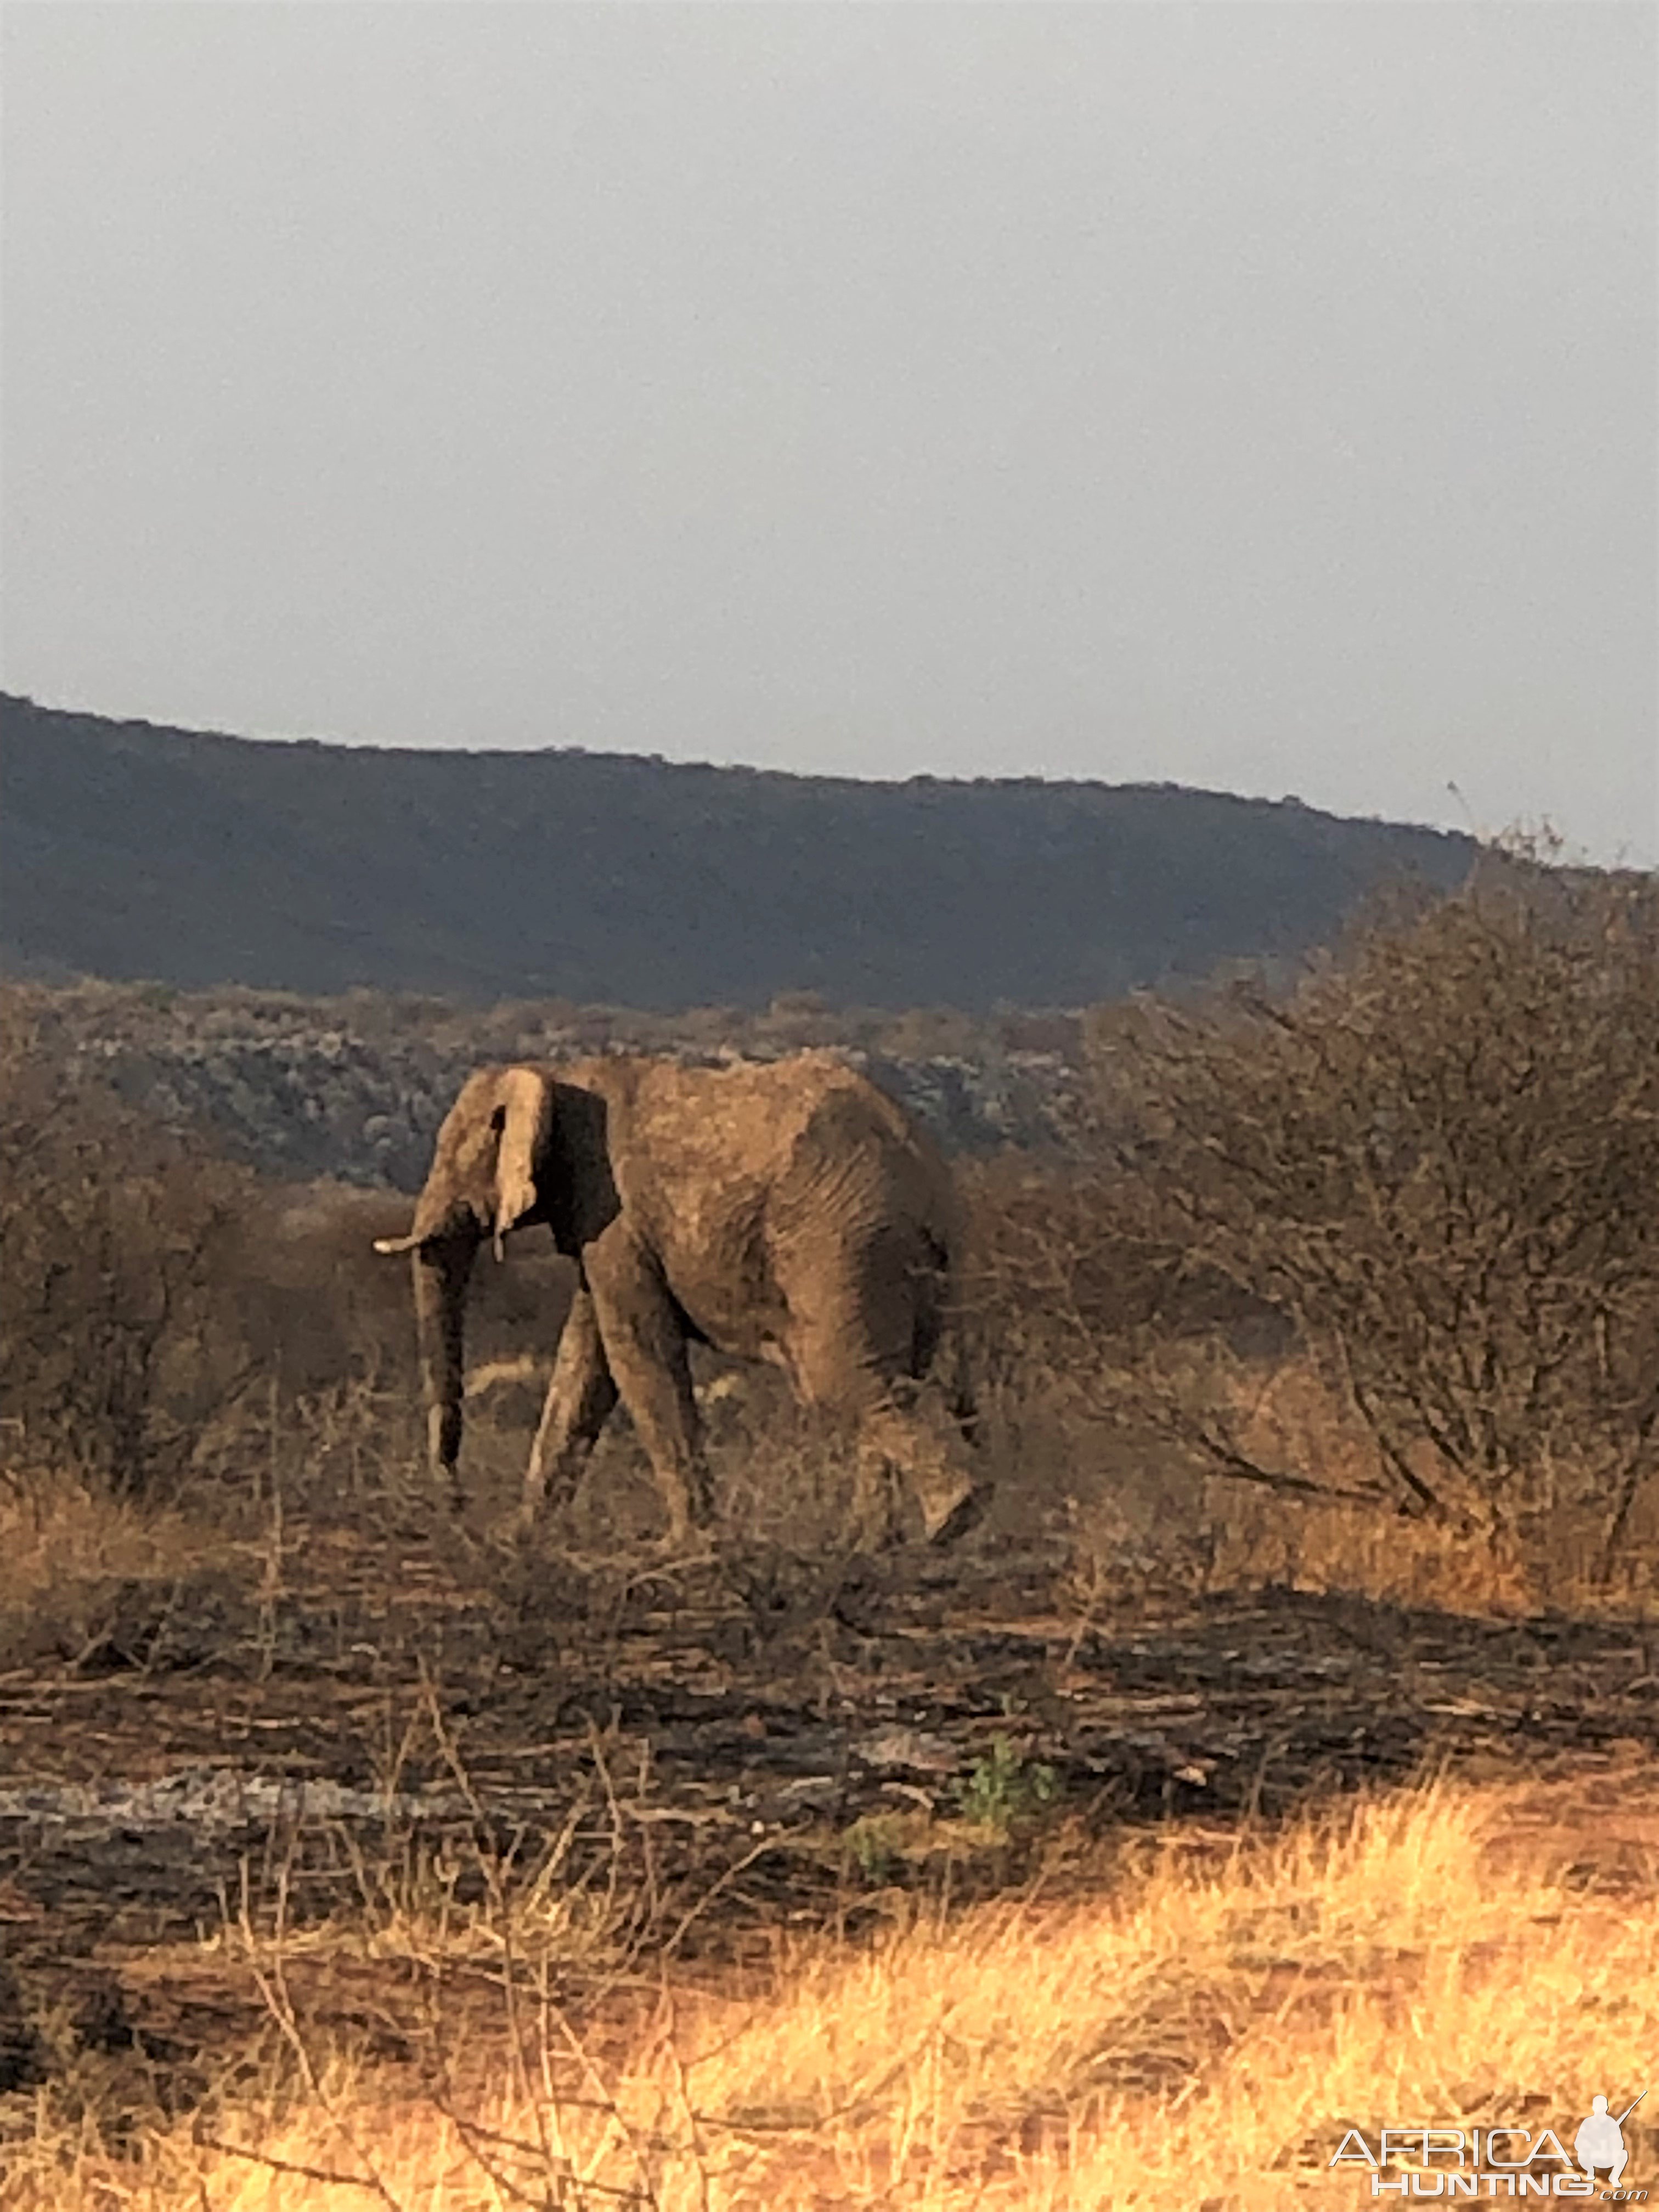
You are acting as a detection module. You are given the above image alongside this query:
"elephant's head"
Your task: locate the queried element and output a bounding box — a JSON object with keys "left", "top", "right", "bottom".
{"left": 373, "top": 1065, "right": 612, "bottom": 1493}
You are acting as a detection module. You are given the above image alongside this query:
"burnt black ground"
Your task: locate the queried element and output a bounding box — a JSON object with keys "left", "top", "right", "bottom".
{"left": 2, "top": 1524, "right": 1655, "bottom": 1982}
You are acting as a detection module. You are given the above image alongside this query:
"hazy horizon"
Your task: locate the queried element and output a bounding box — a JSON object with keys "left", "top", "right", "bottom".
{"left": 4, "top": 4, "right": 1655, "bottom": 864}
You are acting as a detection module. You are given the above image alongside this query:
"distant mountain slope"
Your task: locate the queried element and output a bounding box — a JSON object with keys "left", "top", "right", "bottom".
{"left": 1, "top": 694, "right": 1475, "bottom": 1008}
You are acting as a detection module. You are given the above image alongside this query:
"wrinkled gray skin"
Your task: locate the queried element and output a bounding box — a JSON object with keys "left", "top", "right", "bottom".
{"left": 375, "top": 1053, "right": 984, "bottom": 1549}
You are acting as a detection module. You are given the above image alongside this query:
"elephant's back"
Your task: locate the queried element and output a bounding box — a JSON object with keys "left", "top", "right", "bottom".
{"left": 612, "top": 1051, "right": 900, "bottom": 1164}
{"left": 597, "top": 1049, "right": 956, "bottom": 1266}
{"left": 767, "top": 1064, "right": 959, "bottom": 1266}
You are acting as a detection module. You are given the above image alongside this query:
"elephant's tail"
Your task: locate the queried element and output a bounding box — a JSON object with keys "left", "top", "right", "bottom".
{"left": 942, "top": 1317, "right": 980, "bottom": 1447}
{"left": 918, "top": 1224, "right": 979, "bottom": 1447}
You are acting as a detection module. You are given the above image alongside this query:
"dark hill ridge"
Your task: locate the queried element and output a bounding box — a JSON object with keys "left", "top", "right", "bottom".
{"left": 1, "top": 693, "right": 1475, "bottom": 1008}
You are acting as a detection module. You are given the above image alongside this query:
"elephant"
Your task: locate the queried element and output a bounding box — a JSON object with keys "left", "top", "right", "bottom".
{"left": 374, "top": 1051, "right": 985, "bottom": 1550}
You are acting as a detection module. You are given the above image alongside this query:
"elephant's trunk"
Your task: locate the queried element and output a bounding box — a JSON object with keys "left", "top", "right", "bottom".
{"left": 413, "top": 1235, "right": 478, "bottom": 1499}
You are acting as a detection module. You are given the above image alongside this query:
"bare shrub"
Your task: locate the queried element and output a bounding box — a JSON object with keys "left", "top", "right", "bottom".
{"left": 975, "top": 864, "right": 1659, "bottom": 1576}
{"left": 0, "top": 1023, "right": 261, "bottom": 1498}
{"left": 247, "top": 1181, "right": 428, "bottom": 1391}
{"left": 960, "top": 1147, "right": 1265, "bottom": 1564}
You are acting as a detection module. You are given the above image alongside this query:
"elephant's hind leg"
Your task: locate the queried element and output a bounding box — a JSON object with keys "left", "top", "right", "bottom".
{"left": 522, "top": 1290, "right": 620, "bottom": 1528}
{"left": 784, "top": 1299, "right": 984, "bottom": 1550}
{"left": 857, "top": 1400, "right": 986, "bottom": 1547}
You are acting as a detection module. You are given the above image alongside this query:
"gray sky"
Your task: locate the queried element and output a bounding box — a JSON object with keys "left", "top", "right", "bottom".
{"left": 4, "top": 3, "right": 1655, "bottom": 862}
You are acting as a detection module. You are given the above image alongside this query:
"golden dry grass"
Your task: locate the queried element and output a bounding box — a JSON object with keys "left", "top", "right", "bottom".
{"left": 1205, "top": 1489, "right": 1544, "bottom": 1616}
{"left": 1127, "top": 1351, "right": 1659, "bottom": 1616}
{"left": 0, "top": 1468, "right": 213, "bottom": 1587}
{"left": 8, "top": 1768, "right": 1655, "bottom": 2209}
{"left": 0, "top": 1468, "right": 233, "bottom": 1667}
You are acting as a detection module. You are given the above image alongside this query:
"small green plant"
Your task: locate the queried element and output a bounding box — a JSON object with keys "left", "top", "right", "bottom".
{"left": 844, "top": 1816, "right": 898, "bottom": 1885}
{"left": 953, "top": 1735, "right": 1060, "bottom": 1836}
{"left": 840, "top": 1810, "right": 937, "bottom": 1886}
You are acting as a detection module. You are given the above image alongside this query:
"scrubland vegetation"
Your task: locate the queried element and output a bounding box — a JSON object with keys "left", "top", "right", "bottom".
{"left": 1, "top": 856, "right": 1656, "bottom": 2205}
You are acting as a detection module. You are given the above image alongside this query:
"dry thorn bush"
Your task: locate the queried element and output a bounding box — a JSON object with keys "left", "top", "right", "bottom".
{"left": 0, "top": 1019, "right": 262, "bottom": 1502}
{"left": 968, "top": 859, "right": 1659, "bottom": 1597}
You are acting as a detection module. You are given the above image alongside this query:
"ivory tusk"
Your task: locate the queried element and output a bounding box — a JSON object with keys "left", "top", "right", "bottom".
{"left": 373, "top": 1233, "right": 422, "bottom": 1255}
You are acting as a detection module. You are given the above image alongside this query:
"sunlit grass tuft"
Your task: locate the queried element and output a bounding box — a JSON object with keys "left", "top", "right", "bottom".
{"left": 3, "top": 1769, "right": 1652, "bottom": 2207}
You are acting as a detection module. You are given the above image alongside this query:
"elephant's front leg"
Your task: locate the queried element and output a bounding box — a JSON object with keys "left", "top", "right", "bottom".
{"left": 521, "top": 1289, "right": 620, "bottom": 1529}
{"left": 584, "top": 1244, "right": 713, "bottom": 1550}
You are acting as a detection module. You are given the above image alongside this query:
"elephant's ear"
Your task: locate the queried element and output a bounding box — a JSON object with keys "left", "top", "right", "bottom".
{"left": 492, "top": 1065, "right": 554, "bottom": 1258}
